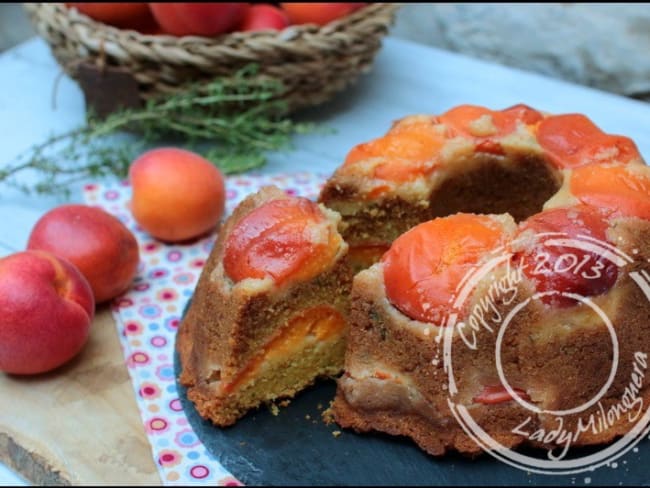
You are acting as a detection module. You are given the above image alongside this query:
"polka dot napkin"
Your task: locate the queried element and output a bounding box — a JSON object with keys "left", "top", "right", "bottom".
{"left": 83, "top": 172, "right": 328, "bottom": 486}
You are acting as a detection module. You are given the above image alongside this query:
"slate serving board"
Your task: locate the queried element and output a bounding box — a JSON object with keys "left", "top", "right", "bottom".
{"left": 174, "top": 345, "right": 650, "bottom": 486}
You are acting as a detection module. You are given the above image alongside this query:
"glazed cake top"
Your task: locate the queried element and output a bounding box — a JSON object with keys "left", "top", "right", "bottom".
{"left": 329, "top": 104, "right": 644, "bottom": 201}
{"left": 381, "top": 161, "right": 650, "bottom": 325}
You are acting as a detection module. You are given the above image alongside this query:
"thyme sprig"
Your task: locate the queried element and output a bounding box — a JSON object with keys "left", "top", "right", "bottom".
{"left": 1, "top": 65, "right": 315, "bottom": 196}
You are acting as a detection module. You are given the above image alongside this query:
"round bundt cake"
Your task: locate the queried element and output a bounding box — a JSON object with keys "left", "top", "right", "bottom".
{"left": 326, "top": 104, "right": 650, "bottom": 458}
{"left": 179, "top": 103, "right": 650, "bottom": 462}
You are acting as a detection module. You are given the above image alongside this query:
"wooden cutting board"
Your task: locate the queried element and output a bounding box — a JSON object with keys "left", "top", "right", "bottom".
{"left": 0, "top": 308, "right": 161, "bottom": 485}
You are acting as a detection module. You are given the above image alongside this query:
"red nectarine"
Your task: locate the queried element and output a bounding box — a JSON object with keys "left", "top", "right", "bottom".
{"left": 239, "top": 4, "right": 290, "bottom": 31}
{"left": 66, "top": 3, "right": 156, "bottom": 30}
{"left": 0, "top": 251, "right": 94, "bottom": 375}
{"left": 27, "top": 204, "right": 140, "bottom": 304}
{"left": 149, "top": 3, "right": 250, "bottom": 36}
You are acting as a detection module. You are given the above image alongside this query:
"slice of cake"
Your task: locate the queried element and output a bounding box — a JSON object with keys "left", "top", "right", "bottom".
{"left": 177, "top": 185, "right": 352, "bottom": 426}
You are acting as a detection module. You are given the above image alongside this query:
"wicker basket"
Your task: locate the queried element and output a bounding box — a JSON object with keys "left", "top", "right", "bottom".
{"left": 24, "top": 3, "right": 399, "bottom": 115}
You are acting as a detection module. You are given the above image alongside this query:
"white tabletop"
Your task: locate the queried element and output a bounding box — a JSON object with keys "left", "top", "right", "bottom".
{"left": 1, "top": 34, "right": 650, "bottom": 484}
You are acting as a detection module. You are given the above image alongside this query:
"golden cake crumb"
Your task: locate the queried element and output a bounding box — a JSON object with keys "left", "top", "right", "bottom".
{"left": 321, "top": 405, "right": 336, "bottom": 424}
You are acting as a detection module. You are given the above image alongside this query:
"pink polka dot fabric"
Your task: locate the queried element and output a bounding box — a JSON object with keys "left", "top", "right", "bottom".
{"left": 83, "top": 172, "right": 327, "bottom": 485}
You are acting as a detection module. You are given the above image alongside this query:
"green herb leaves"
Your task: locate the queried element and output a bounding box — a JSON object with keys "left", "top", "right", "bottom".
{"left": 1, "top": 65, "right": 314, "bottom": 196}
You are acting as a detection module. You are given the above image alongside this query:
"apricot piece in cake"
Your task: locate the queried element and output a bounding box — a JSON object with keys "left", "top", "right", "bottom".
{"left": 345, "top": 244, "right": 391, "bottom": 273}
{"left": 472, "top": 384, "right": 531, "bottom": 405}
{"left": 343, "top": 117, "right": 445, "bottom": 183}
{"left": 436, "top": 104, "right": 543, "bottom": 155}
{"left": 382, "top": 213, "right": 512, "bottom": 324}
{"left": 569, "top": 163, "right": 650, "bottom": 220}
{"left": 515, "top": 205, "right": 618, "bottom": 307}
{"left": 537, "top": 114, "right": 640, "bottom": 168}
{"left": 221, "top": 305, "right": 347, "bottom": 395}
{"left": 223, "top": 197, "right": 343, "bottom": 286}
{"left": 437, "top": 103, "right": 543, "bottom": 139}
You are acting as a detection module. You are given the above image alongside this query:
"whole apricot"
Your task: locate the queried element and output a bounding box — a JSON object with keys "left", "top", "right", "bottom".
{"left": 129, "top": 148, "right": 226, "bottom": 242}
{"left": 0, "top": 250, "right": 94, "bottom": 375}
{"left": 27, "top": 204, "right": 140, "bottom": 303}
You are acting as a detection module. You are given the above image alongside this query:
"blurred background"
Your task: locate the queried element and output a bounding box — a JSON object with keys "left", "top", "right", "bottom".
{"left": 2, "top": 3, "right": 649, "bottom": 101}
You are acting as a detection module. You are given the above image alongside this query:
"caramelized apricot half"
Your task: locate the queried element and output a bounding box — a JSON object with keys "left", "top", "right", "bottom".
{"left": 343, "top": 118, "right": 445, "bottom": 183}
{"left": 569, "top": 163, "right": 650, "bottom": 221}
{"left": 501, "top": 103, "right": 545, "bottom": 125}
{"left": 437, "top": 103, "right": 543, "bottom": 139}
{"left": 537, "top": 114, "right": 640, "bottom": 168}
{"left": 223, "top": 198, "right": 342, "bottom": 286}
{"left": 382, "top": 214, "right": 510, "bottom": 324}
{"left": 340, "top": 105, "right": 543, "bottom": 190}
{"left": 516, "top": 205, "right": 618, "bottom": 307}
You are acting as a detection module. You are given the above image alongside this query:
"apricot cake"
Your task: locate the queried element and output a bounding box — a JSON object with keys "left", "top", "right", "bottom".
{"left": 328, "top": 105, "right": 650, "bottom": 455}
{"left": 177, "top": 186, "right": 352, "bottom": 426}
{"left": 179, "top": 103, "right": 650, "bottom": 459}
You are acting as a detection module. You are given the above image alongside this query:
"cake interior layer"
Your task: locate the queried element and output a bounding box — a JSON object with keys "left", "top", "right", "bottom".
{"left": 188, "top": 304, "right": 348, "bottom": 426}
{"left": 221, "top": 305, "right": 346, "bottom": 394}
{"left": 322, "top": 152, "right": 562, "bottom": 248}
{"left": 427, "top": 153, "right": 561, "bottom": 222}
{"left": 346, "top": 244, "right": 390, "bottom": 274}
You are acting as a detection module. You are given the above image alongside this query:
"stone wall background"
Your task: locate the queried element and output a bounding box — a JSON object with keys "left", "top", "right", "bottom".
{"left": 391, "top": 3, "right": 650, "bottom": 101}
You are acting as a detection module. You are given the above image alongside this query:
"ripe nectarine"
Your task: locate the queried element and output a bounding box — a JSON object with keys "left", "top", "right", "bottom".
{"left": 27, "top": 204, "right": 140, "bottom": 304}
{"left": 129, "top": 148, "right": 225, "bottom": 242}
{"left": 239, "top": 4, "right": 290, "bottom": 31}
{"left": 0, "top": 250, "right": 94, "bottom": 375}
